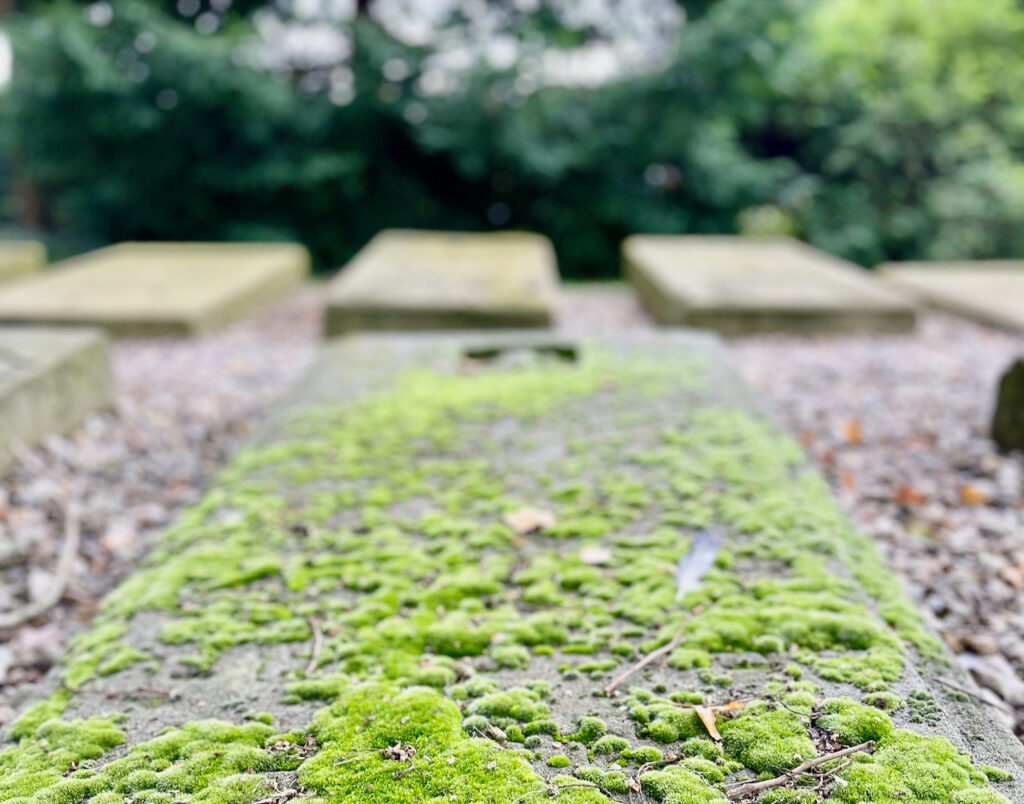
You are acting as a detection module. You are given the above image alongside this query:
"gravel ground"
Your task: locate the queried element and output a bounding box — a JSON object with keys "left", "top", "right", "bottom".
{"left": 0, "top": 287, "right": 322, "bottom": 723}
{"left": 2, "top": 282, "right": 1023, "bottom": 743}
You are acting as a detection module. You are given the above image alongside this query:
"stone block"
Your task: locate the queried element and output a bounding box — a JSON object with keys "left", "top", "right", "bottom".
{"left": 0, "top": 242, "right": 309, "bottom": 336}
{"left": 880, "top": 260, "right": 1024, "bottom": 332}
{"left": 3, "top": 331, "right": 1020, "bottom": 802}
{"left": 0, "top": 241, "right": 46, "bottom": 284}
{"left": 324, "top": 230, "right": 559, "bottom": 334}
{"left": 0, "top": 327, "right": 114, "bottom": 475}
{"left": 624, "top": 235, "right": 916, "bottom": 334}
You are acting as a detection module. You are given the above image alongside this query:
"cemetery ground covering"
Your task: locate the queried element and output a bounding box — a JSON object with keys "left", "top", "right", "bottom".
{"left": 0, "top": 285, "right": 1023, "bottom": 800}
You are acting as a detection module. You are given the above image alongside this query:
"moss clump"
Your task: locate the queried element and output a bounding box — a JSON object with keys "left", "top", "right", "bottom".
{"left": 621, "top": 746, "right": 663, "bottom": 765}
{"left": 862, "top": 691, "right": 904, "bottom": 712}
{"left": 818, "top": 697, "right": 894, "bottom": 745}
{"left": 981, "top": 766, "right": 1013, "bottom": 783}
{"left": 300, "top": 683, "right": 549, "bottom": 803}
{"left": 569, "top": 717, "right": 607, "bottom": 745}
{"left": 592, "top": 735, "right": 629, "bottom": 756}
{"left": 719, "top": 706, "right": 816, "bottom": 776}
{"left": 284, "top": 673, "right": 348, "bottom": 702}
{"left": 547, "top": 755, "right": 570, "bottom": 768}
{"left": 466, "top": 688, "right": 548, "bottom": 727}
{"left": 833, "top": 731, "right": 1009, "bottom": 803}
{"left": 639, "top": 765, "right": 726, "bottom": 802}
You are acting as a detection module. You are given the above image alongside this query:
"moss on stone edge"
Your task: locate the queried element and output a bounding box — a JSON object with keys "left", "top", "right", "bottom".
{"left": 0, "top": 347, "right": 1006, "bottom": 802}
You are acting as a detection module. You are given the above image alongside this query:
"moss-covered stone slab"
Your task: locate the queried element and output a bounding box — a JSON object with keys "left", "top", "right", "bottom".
{"left": 3, "top": 332, "right": 1022, "bottom": 803}
{"left": 0, "top": 241, "right": 46, "bottom": 285}
{"left": 880, "top": 261, "right": 1024, "bottom": 333}
{"left": 624, "top": 236, "right": 917, "bottom": 334}
{"left": 0, "top": 242, "right": 310, "bottom": 337}
{"left": 324, "top": 230, "right": 559, "bottom": 334}
{"left": 0, "top": 327, "right": 114, "bottom": 476}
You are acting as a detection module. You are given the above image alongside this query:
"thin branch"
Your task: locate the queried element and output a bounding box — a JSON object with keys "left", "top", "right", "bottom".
{"left": 604, "top": 620, "right": 686, "bottom": 696}
{"left": 0, "top": 498, "right": 81, "bottom": 630}
{"left": 725, "top": 741, "right": 875, "bottom": 800}
{"left": 306, "top": 616, "right": 323, "bottom": 676}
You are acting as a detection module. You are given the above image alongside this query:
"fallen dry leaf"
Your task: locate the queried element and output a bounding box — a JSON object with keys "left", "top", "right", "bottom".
{"left": 579, "top": 545, "right": 612, "bottom": 565}
{"left": 840, "top": 418, "right": 863, "bottom": 445}
{"left": 893, "top": 485, "right": 928, "bottom": 505}
{"left": 998, "top": 565, "right": 1024, "bottom": 590}
{"left": 695, "top": 705, "right": 721, "bottom": 741}
{"left": 503, "top": 507, "right": 556, "bottom": 535}
{"left": 959, "top": 484, "right": 990, "bottom": 506}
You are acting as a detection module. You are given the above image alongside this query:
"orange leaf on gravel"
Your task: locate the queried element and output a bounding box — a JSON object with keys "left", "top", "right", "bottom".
{"left": 959, "top": 484, "right": 990, "bottom": 505}
{"left": 840, "top": 418, "right": 863, "bottom": 445}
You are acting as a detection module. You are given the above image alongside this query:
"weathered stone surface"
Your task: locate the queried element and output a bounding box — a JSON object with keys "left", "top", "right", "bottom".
{"left": 0, "top": 242, "right": 309, "bottom": 336}
{"left": 324, "top": 230, "right": 559, "bottom": 334}
{"left": 2, "top": 332, "right": 1021, "bottom": 803}
{"left": 880, "top": 261, "right": 1024, "bottom": 333}
{"left": 0, "top": 241, "right": 46, "bottom": 285}
{"left": 993, "top": 357, "right": 1024, "bottom": 452}
{"left": 0, "top": 327, "right": 114, "bottom": 475}
{"left": 624, "top": 236, "right": 917, "bottom": 334}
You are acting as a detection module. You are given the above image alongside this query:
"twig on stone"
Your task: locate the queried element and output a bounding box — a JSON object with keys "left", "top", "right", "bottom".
{"left": 64, "top": 685, "right": 175, "bottom": 699}
{"left": 515, "top": 782, "right": 613, "bottom": 801}
{"left": 724, "top": 741, "right": 875, "bottom": 800}
{"left": 0, "top": 497, "right": 81, "bottom": 630}
{"left": 306, "top": 616, "right": 323, "bottom": 676}
{"left": 604, "top": 618, "right": 689, "bottom": 696}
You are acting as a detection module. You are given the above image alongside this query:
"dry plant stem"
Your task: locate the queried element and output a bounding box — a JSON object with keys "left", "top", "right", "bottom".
{"left": 0, "top": 498, "right": 81, "bottom": 630}
{"left": 724, "top": 741, "right": 876, "bottom": 800}
{"left": 604, "top": 620, "right": 686, "bottom": 695}
{"left": 306, "top": 616, "right": 323, "bottom": 676}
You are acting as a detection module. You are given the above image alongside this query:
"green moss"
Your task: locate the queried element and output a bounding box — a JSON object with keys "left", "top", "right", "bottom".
{"left": 547, "top": 755, "right": 570, "bottom": 768}
{"left": 1, "top": 350, "right": 1002, "bottom": 802}
{"left": 862, "top": 691, "right": 904, "bottom": 712}
{"left": 299, "top": 684, "right": 548, "bottom": 803}
{"left": 833, "top": 730, "right": 1008, "bottom": 803}
{"left": 719, "top": 706, "right": 816, "bottom": 775}
{"left": 818, "top": 697, "right": 894, "bottom": 745}
{"left": 639, "top": 765, "right": 726, "bottom": 802}
{"left": 569, "top": 717, "right": 607, "bottom": 745}
{"left": 981, "top": 766, "right": 1013, "bottom": 783}
{"left": 592, "top": 735, "right": 629, "bottom": 756}
{"left": 466, "top": 689, "right": 548, "bottom": 727}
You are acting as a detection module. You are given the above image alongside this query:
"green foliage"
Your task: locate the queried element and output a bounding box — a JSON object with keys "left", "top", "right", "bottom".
{"left": 8, "top": 0, "right": 1024, "bottom": 275}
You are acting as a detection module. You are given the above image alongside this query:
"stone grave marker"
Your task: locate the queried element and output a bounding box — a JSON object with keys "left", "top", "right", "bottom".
{"left": 624, "top": 236, "right": 917, "bottom": 334}
{"left": 0, "top": 327, "right": 114, "bottom": 475}
{"left": 0, "top": 241, "right": 46, "bottom": 285}
{"left": 2, "top": 332, "right": 1021, "bottom": 802}
{"left": 880, "top": 261, "right": 1024, "bottom": 333}
{"left": 0, "top": 242, "right": 309, "bottom": 337}
{"left": 324, "top": 230, "right": 559, "bottom": 334}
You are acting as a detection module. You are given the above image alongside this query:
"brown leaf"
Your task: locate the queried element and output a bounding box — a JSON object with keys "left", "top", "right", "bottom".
{"left": 893, "top": 485, "right": 928, "bottom": 505}
{"left": 959, "top": 484, "right": 990, "bottom": 506}
{"left": 717, "top": 700, "right": 746, "bottom": 713}
{"left": 840, "top": 418, "right": 863, "bottom": 445}
{"left": 998, "top": 564, "right": 1024, "bottom": 590}
{"left": 694, "top": 705, "right": 721, "bottom": 741}
{"left": 503, "top": 507, "right": 556, "bottom": 535}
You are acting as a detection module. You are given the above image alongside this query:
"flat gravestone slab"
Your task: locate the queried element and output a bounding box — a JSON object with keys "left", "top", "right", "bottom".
{"left": 624, "top": 235, "right": 917, "bottom": 334}
{"left": 0, "top": 241, "right": 46, "bottom": 285}
{"left": 880, "top": 261, "right": 1024, "bottom": 332}
{"left": 0, "top": 242, "right": 309, "bottom": 337}
{"left": 0, "top": 327, "right": 114, "bottom": 475}
{"left": 2, "top": 332, "right": 1021, "bottom": 802}
{"left": 324, "top": 229, "right": 559, "bottom": 334}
